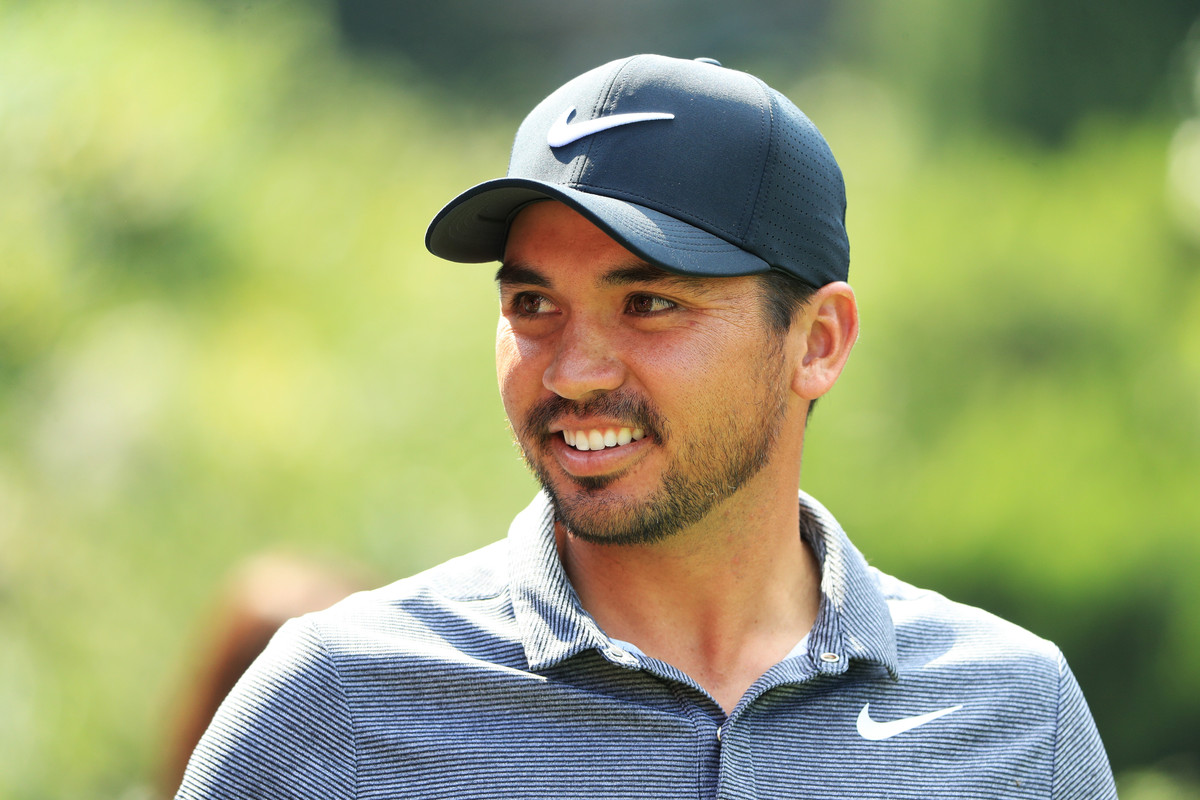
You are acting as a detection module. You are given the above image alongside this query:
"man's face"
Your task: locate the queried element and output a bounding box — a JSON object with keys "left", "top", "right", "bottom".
{"left": 496, "top": 201, "right": 797, "bottom": 545}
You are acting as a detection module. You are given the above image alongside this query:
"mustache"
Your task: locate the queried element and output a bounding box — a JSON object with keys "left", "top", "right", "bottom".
{"left": 520, "top": 391, "right": 667, "bottom": 444}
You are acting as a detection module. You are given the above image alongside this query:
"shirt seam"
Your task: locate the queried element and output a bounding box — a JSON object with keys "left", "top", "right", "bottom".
{"left": 740, "top": 76, "right": 774, "bottom": 242}
{"left": 309, "top": 618, "right": 361, "bottom": 800}
{"left": 437, "top": 590, "right": 506, "bottom": 603}
{"left": 664, "top": 679, "right": 712, "bottom": 800}
{"left": 1050, "top": 646, "right": 1065, "bottom": 800}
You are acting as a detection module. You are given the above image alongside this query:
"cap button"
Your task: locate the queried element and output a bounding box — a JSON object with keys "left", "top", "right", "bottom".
{"left": 693, "top": 57, "right": 722, "bottom": 67}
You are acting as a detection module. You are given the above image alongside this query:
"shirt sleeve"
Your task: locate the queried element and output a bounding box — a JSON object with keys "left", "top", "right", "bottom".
{"left": 1052, "top": 650, "right": 1117, "bottom": 800}
{"left": 175, "top": 616, "right": 357, "bottom": 800}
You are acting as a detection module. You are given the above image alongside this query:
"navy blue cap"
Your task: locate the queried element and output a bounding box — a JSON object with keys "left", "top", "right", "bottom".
{"left": 426, "top": 54, "right": 849, "bottom": 286}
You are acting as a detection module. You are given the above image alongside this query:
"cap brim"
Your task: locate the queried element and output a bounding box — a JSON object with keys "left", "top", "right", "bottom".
{"left": 425, "top": 178, "right": 771, "bottom": 278}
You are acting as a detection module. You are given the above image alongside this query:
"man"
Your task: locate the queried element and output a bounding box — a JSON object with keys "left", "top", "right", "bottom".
{"left": 177, "top": 55, "right": 1117, "bottom": 799}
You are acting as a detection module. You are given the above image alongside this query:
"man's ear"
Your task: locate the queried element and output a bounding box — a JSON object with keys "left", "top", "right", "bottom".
{"left": 790, "top": 281, "right": 859, "bottom": 400}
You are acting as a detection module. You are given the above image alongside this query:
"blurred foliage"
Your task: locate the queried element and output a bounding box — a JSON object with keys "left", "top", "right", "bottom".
{"left": 0, "top": 2, "right": 532, "bottom": 795}
{"left": 832, "top": 0, "right": 1198, "bottom": 144}
{"left": 331, "top": 0, "right": 1197, "bottom": 144}
{"left": 0, "top": 0, "right": 1198, "bottom": 797}
{"left": 327, "top": 0, "right": 838, "bottom": 112}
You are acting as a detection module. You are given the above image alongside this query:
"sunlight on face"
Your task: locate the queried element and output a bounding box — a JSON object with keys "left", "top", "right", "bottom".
{"left": 496, "top": 202, "right": 793, "bottom": 544}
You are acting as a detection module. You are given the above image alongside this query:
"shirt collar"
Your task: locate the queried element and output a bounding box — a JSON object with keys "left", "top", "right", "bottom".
{"left": 509, "top": 491, "right": 899, "bottom": 678}
{"left": 508, "top": 493, "right": 612, "bottom": 670}
{"left": 799, "top": 491, "right": 900, "bottom": 680}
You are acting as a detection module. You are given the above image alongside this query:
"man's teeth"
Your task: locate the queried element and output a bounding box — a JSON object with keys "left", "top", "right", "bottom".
{"left": 562, "top": 427, "right": 645, "bottom": 451}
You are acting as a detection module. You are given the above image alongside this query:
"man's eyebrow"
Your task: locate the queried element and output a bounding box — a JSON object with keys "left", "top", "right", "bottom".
{"left": 495, "top": 260, "right": 719, "bottom": 294}
{"left": 495, "top": 262, "right": 550, "bottom": 288}
{"left": 602, "top": 262, "right": 718, "bottom": 293}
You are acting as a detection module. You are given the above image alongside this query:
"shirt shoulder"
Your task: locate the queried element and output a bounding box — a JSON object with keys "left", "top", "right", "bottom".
{"left": 869, "top": 566, "right": 1063, "bottom": 685}
{"left": 868, "top": 568, "right": 1116, "bottom": 799}
{"left": 302, "top": 538, "right": 524, "bottom": 668}
{"left": 347, "top": 537, "right": 512, "bottom": 606}
{"left": 176, "top": 539, "right": 530, "bottom": 799}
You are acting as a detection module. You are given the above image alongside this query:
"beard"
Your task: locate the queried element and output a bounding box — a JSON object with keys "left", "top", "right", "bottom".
{"left": 513, "top": 359, "right": 790, "bottom": 546}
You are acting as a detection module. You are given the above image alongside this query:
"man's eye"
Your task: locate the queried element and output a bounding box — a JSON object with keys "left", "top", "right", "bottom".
{"left": 627, "top": 294, "right": 676, "bottom": 315}
{"left": 512, "top": 292, "right": 557, "bottom": 316}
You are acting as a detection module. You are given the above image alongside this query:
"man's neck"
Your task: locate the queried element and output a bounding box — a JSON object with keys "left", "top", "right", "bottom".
{"left": 554, "top": 477, "right": 821, "bottom": 716}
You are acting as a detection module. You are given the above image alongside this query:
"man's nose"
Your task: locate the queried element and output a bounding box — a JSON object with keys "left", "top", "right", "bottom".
{"left": 542, "top": 318, "right": 626, "bottom": 400}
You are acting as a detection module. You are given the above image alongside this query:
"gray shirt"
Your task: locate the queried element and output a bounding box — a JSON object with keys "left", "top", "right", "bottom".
{"left": 177, "top": 492, "right": 1117, "bottom": 799}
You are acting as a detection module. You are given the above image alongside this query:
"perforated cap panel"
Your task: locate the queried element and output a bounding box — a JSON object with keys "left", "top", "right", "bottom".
{"left": 747, "top": 89, "right": 849, "bottom": 286}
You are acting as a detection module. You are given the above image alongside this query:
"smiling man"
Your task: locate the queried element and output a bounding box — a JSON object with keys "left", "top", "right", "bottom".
{"left": 177, "top": 55, "right": 1117, "bottom": 799}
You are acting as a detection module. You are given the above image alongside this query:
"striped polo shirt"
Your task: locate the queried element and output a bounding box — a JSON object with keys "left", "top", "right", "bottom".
{"left": 177, "top": 492, "right": 1117, "bottom": 799}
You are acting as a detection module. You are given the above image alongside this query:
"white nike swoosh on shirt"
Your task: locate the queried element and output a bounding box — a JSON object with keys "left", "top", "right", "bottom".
{"left": 546, "top": 107, "right": 675, "bottom": 147}
{"left": 855, "top": 702, "right": 963, "bottom": 741}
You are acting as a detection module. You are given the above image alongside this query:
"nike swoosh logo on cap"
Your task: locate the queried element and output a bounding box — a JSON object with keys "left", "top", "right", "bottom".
{"left": 547, "top": 107, "right": 675, "bottom": 147}
{"left": 855, "top": 702, "right": 963, "bottom": 741}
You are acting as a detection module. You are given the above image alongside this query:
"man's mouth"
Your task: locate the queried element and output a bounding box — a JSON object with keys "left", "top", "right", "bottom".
{"left": 562, "top": 427, "right": 646, "bottom": 451}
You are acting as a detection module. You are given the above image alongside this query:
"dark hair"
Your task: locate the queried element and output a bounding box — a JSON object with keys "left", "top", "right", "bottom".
{"left": 757, "top": 269, "right": 818, "bottom": 334}
{"left": 756, "top": 269, "right": 822, "bottom": 417}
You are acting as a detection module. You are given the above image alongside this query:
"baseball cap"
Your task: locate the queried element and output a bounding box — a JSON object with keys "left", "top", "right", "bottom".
{"left": 426, "top": 54, "right": 849, "bottom": 286}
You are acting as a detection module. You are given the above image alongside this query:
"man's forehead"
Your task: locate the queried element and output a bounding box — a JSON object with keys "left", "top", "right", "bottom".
{"left": 496, "top": 200, "right": 752, "bottom": 297}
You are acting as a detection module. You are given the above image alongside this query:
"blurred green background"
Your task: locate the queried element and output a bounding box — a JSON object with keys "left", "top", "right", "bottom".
{"left": 2, "top": 0, "right": 1199, "bottom": 796}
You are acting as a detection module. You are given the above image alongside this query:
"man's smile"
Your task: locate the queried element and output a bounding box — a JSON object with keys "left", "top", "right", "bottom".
{"left": 561, "top": 426, "right": 646, "bottom": 451}
{"left": 522, "top": 390, "right": 665, "bottom": 460}
{"left": 526, "top": 394, "right": 664, "bottom": 482}
{"left": 545, "top": 421, "right": 655, "bottom": 480}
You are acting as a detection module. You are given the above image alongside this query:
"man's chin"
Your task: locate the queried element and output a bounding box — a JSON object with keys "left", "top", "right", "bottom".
{"left": 523, "top": 449, "right": 672, "bottom": 544}
{"left": 539, "top": 480, "right": 654, "bottom": 544}
{"left": 564, "top": 473, "right": 620, "bottom": 492}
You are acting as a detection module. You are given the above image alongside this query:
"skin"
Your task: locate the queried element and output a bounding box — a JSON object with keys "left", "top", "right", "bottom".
{"left": 496, "top": 201, "right": 859, "bottom": 714}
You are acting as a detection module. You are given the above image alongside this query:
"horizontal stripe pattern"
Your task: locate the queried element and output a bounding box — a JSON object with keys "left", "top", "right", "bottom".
{"left": 177, "top": 492, "right": 1116, "bottom": 799}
